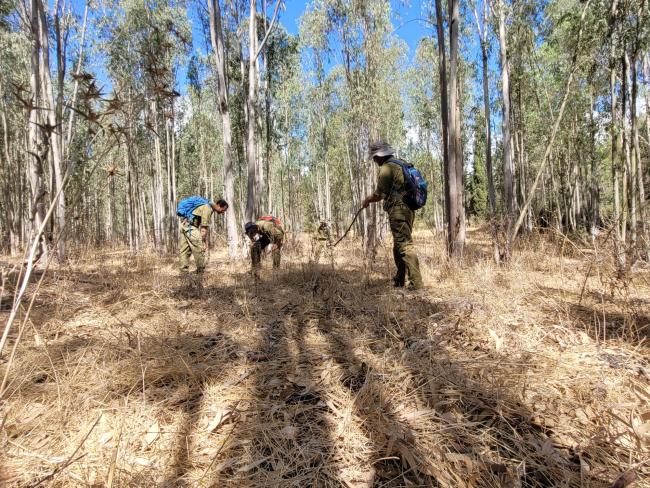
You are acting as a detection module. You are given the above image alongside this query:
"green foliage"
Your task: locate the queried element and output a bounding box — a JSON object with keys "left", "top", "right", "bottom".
{"left": 0, "top": 0, "right": 648, "bottom": 253}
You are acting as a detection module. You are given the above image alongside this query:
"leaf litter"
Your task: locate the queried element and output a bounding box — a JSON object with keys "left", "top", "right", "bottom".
{"left": 0, "top": 231, "right": 648, "bottom": 487}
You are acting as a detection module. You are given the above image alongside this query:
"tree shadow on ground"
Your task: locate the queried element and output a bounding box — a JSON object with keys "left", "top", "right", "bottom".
{"left": 2, "top": 260, "right": 624, "bottom": 487}
{"left": 288, "top": 266, "right": 606, "bottom": 488}
{"left": 534, "top": 285, "right": 650, "bottom": 345}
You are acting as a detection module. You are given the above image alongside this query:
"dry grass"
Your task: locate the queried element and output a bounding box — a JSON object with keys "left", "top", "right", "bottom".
{"left": 0, "top": 228, "right": 648, "bottom": 487}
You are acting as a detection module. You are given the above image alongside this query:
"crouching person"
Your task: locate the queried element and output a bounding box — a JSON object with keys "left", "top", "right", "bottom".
{"left": 244, "top": 216, "right": 284, "bottom": 274}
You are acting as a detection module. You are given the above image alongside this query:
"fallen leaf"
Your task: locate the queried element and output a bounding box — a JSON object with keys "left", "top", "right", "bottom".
{"left": 207, "top": 407, "right": 232, "bottom": 432}
{"left": 143, "top": 421, "right": 160, "bottom": 447}
{"left": 575, "top": 408, "right": 589, "bottom": 423}
{"left": 279, "top": 425, "right": 299, "bottom": 440}
{"left": 99, "top": 431, "right": 113, "bottom": 445}
{"left": 488, "top": 329, "right": 503, "bottom": 351}
{"left": 135, "top": 457, "right": 153, "bottom": 467}
{"left": 633, "top": 422, "right": 650, "bottom": 440}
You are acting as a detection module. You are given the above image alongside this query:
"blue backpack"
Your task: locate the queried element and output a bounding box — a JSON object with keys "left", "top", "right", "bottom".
{"left": 388, "top": 158, "right": 428, "bottom": 210}
{"left": 177, "top": 195, "right": 210, "bottom": 220}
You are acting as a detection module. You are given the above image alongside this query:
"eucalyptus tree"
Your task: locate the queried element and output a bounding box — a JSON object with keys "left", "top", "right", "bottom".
{"left": 495, "top": 0, "right": 515, "bottom": 243}
{"left": 100, "top": 0, "right": 190, "bottom": 252}
{"left": 301, "top": 0, "right": 406, "bottom": 250}
{"left": 468, "top": 0, "right": 503, "bottom": 261}
{"left": 243, "top": 0, "right": 281, "bottom": 222}
{"left": 0, "top": 1, "right": 30, "bottom": 255}
{"left": 431, "top": 0, "right": 465, "bottom": 257}
{"left": 447, "top": 0, "right": 464, "bottom": 256}
{"left": 261, "top": 26, "right": 299, "bottom": 217}
{"left": 207, "top": 0, "right": 240, "bottom": 256}
{"left": 507, "top": 0, "right": 600, "bottom": 249}
{"left": 405, "top": 37, "right": 445, "bottom": 231}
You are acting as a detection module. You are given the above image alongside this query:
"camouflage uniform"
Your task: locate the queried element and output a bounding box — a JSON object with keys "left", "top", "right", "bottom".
{"left": 251, "top": 219, "right": 284, "bottom": 269}
{"left": 179, "top": 203, "right": 213, "bottom": 273}
{"left": 312, "top": 224, "right": 331, "bottom": 261}
{"left": 374, "top": 161, "right": 423, "bottom": 289}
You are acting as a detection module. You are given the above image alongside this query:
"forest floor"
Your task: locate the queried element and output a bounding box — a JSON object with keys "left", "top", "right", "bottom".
{"left": 0, "top": 228, "right": 649, "bottom": 488}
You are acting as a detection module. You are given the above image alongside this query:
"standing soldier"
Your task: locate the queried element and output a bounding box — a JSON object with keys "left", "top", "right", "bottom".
{"left": 244, "top": 216, "right": 284, "bottom": 276}
{"left": 176, "top": 196, "right": 228, "bottom": 274}
{"left": 312, "top": 221, "right": 331, "bottom": 262}
{"left": 361, "top": 142, "right": 424, "bottom": 290}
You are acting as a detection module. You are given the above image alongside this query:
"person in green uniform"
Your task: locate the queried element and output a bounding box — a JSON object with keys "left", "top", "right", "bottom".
{"left": 244, "top": 217, "right": 285, "bottom": 273}
{"left": 361, "top": 142, "right": 423, "bottom": 290}
{"left": 312, "top": 221, "right": 331, "bottom": 262}
{"left": 179, "top": 198, "right": 228, "bottom": 273}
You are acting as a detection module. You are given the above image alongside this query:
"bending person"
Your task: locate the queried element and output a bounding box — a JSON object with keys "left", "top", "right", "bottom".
{"left": 244, "top": 216, "right": 285, "bottom": 276}
{"left": 177, "top": 195, "right": 228, "bottom": 274}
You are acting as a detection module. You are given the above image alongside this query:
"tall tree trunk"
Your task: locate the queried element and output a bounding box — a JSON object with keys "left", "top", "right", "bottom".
{"left": 245, "top": 0, "right": 259, "bottom": 222}
{"left": 609, "top": 1, "right": 625, "bottom": 271}
{"left": 49, "top": 0, "right": 66, "bottom": 261}
{"left": 125, "top": 143, "right": 137, "bottom": 252}
{"left": 447, "top": 0, "right": 464, "bottom": 256}
{"left": 640, "top": 54, "right": 650, "bottom": 260}
{"left": 0, "top": 81, "right": 21, "bottom": 255}
{"left": 434, "top": 0, "right": 451, "bottom": 255}
{"left": 589, "top": 86, "right": 600, "bottom": 242}
{"left": 498, "top": 0, "right": 515, "bottom": 257}
{"left": 27, "top": 0, "right": 48, "bottom": 259}
{"left": 208, "top": 0, "right": 240, "bottom": 257}
{"left": 31, "top": 0, "right": 66, "bottom": 261}
{"left": 628, "top": 50, "right": 641, "bottom": 261}
{"left": 473, "top": 0, "right": 500, "bottom": 262}
{"left": 150, "top": 100, "right": 165, "bottom": 252}
{"left": 622, "top": 52, "right": 634, "bottom": 254}
{"left": 167, "top": 112, "right": 178, "bottom": 252}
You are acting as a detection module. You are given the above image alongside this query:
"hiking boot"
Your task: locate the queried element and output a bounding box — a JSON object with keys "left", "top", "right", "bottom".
{"left": 406, "top": 282, "right": 424, "bottom": 293}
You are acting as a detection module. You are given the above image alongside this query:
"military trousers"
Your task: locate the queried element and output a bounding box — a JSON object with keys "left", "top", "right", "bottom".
{"left": 251, "top": 234, "right": 282, "bottom": 269}
{"left": 388, "top": 204, "right": 423, "bottom": 288}
{"left": 312, "top": 239, "right": 330, "bottom": 262}
{"left": 179, "top": 220, "right": 205, "bottom": 273}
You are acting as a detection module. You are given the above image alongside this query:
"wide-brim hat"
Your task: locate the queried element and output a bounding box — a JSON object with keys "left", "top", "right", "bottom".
{"left": 368, "top": 141, "right": 395, "bottom": 158}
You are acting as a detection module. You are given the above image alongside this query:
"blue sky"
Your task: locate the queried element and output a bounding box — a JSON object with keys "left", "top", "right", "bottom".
{"left": 184, "top": 0, "right": 440, "bottom": 69}
{"left": 81, "top": 0, "right": 489, "bottom": 116}
{"left": 279, "top": 0, "right": 434, "bottom": 52}
{"left": 177, "top": 0, "right": 446, "bottom": 96}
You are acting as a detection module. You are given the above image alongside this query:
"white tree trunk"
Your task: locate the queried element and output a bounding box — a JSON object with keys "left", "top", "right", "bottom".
{"left": 245, "top": 0, "right": 259, "bottom": 222}
{"left": 498, "top": 0, "right": 516, "bottom": 232}
{"left": 207, "top": 0, "right": 241, "bottom": 257}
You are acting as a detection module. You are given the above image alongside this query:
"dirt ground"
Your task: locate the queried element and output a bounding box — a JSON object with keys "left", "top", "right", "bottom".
{"left": 1, "top": 229, "right": 649, "bottom": 487}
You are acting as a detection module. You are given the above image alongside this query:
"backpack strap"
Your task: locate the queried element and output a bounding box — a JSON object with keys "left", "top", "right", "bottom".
{"left": 385, "top": 158, "right": 409, "bottom": 198}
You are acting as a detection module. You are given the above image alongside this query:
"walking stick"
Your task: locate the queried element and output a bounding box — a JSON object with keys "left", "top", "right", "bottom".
{"left": 329, "top": 207, "right": 364, "bottom": 248}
